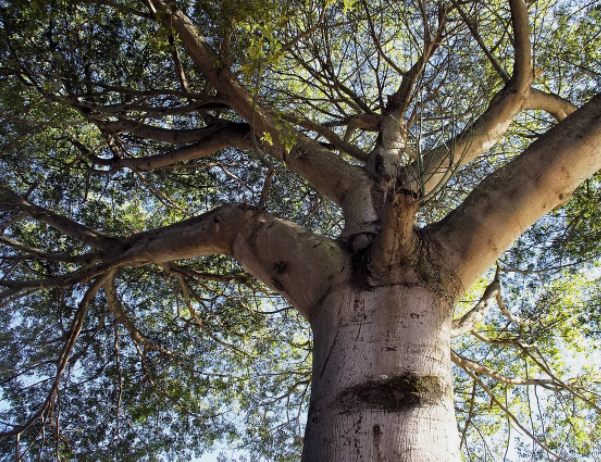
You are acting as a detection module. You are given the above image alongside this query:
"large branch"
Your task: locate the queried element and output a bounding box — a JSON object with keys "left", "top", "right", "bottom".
{"left": 1, "top": 202, "right": 348, "bottom": 317}
{"left": 431, "top": 93, "right": 601, "bottom": 293}
{"left": 403, "top": 0, "right": 535, "bottom": 194}
{"left": 96, "top": 116, "right": 374, "bottom": 232}
{"left": 145, "top": 0, "right": 372, "bottom": 219}
{"left": 110, "top": 203, "right": 347, "bottom": 318}
{"left": 367, "top": 3, "right": 448, "bottom": 181}
{"left": 524, "top": 88, "right": 577, "bottom": 121}
{"left": 410, "top": 84, "right": 526, "bottom": 194}
{"left": 413, "top": 88, "right": 577, "bottom": 196}
{"left": 97, "top": 119, "right": 245, "bottom": 145}
{"left": 1, "top": 190, "right": 118, "bottom": 251}
{"left": 91, "top": 121, "right": 253, "bottom": 171}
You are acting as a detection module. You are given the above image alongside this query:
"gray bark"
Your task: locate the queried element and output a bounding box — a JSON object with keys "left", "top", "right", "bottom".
{"left": 303, "top": 284, "right": 460, "bottom": 462}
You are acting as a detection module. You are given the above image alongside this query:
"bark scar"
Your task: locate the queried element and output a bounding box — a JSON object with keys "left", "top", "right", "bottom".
{"left": 336, "top": 374, "right": 445, "bottom": 412}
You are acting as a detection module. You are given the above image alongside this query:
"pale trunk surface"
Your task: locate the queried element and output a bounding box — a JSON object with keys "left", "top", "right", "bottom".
{"left": 302, "top": 284, "right": 460, "bottom": 462}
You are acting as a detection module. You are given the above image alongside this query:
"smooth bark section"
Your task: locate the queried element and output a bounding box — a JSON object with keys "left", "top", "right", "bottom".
{"left": 367, "top": 115, "right": 408, "bottom": 181}
{"left": 432, "top": 93, "right": 601, "bottom": 292}
{"left": 524, "top": 88, "right": 577, "bottom": 121}
{"left": 282, "top": 137, "right": 376, "bottom": 232}
{"left": 509, "top": 0, "right": 533, "bottom": 92}
{"left": 371, "top": 191, "right": 419, "bottom": 275}
{"left": 303, "top": 285, "right": 460, "bottom": 462}
{"left": 118, "top": 204, "right": 345, "bottom": 317}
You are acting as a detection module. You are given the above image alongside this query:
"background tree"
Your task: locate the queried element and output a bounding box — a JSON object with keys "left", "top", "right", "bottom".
{"left": 1, "top": 0, "right": 601, "bottom": 461}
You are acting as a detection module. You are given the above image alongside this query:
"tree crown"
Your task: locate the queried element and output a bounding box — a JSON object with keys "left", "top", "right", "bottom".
{"left": 1, "top": 0, "right": 601, "bottom": 460}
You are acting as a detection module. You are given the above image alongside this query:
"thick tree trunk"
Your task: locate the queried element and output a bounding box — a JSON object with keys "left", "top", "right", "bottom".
{"left": 302, "top": 284, "right": 460, "bottom": 462}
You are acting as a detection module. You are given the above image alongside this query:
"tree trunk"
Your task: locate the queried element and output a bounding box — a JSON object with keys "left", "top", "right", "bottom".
{"left": 302, "top": 284, "right": 460, "bottom": 462}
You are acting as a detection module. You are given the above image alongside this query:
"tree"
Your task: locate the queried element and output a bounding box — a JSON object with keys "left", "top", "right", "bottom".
{"left": 1, "top": 0, "right": 600, "bottom": 460}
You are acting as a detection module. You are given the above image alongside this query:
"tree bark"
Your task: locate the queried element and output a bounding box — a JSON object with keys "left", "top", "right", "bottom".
{"left": 302, "top": 283, "right": 460, "bottom": 462}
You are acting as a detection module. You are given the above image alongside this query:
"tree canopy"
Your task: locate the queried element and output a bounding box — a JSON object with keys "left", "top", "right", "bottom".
{"left": 1, "top": 0, "right": 601, "bottom": 461}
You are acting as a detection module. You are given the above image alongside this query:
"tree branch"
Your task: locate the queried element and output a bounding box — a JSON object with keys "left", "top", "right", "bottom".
{"left": 110, "top": 125, "right": 251, "bottom": 171}
{"left": 496, "top": 291, "right": 533, "bottom": 326}
{"left": 471, "top": 330, "right": 535, "bottom": 350}
{"left": 408, "top": 83, "right": 525, "bottom": 194}
{"left": 508, "top": 0, "right": 533, "bottom": 92}
{"left": 401, "top": 0, "right": 535, "bottom": 195}
{"left": 96, "top": 118, "right": 245, "bottom": 145}
{"left": 524, "top": 88, "right": 577, "bottom": 121}
{"left": 77, "top": 99, "right": 229, "bottom": 117}
{"left": 452, "top": 351, "right": 558, "bottom": 388}
{"left": 360, "top": 0, "right": 406, "bottom": 78}
{"left": 0, "top": 274, "right": 109, "bottom": 439}
{"left": 169, "top": 34, "right": 190, "bottom": 93}
{"left": 0, "top": 257, "right": 128, "bottom": 296}
{"left": 1, "top": 190, "right": 118, "bottom": 251}
{"left": 278, "top": 113, "right": 369, "bottom": 162}
{"left": 432, "top": 93, "right": 601, "bottom": 292}
{"left": 0, "top": 202, "right": 347, "bottom": 317}
{"left": 451, "top": 0, "right": 510, "bottom": 83}
{"left": 113, "top": 203, "right": 347, "bottom": 318}
{"left": 0, "top": 236, "right": 100, "bottom": 263}
{"left": 105, "top": 276, "right": 175, "bottom": 357}
{"left": 145, "top": 0, "right": 372, "bottom": 214}
{"left": 461, "top": 367, "right": 570, "bottom": 462}
{"left": 451, "top": 272, "right": 500, "bottom": 337}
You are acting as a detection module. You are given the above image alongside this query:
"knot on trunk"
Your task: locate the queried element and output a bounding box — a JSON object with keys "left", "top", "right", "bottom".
{"left": 336, "top": 374, "right": 446, "bottom": 412}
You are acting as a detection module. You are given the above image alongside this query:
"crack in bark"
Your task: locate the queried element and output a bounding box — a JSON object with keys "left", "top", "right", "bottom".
{"left": 319, "top": 329, "right": 339, "bottom": 379}
{"left": 373, "top": 424, "right": 383, "bottom": 462}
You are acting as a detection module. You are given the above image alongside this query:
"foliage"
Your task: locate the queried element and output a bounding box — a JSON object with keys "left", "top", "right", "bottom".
{"left": 0, "top": 0, "right": 600, "bottom": 461}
